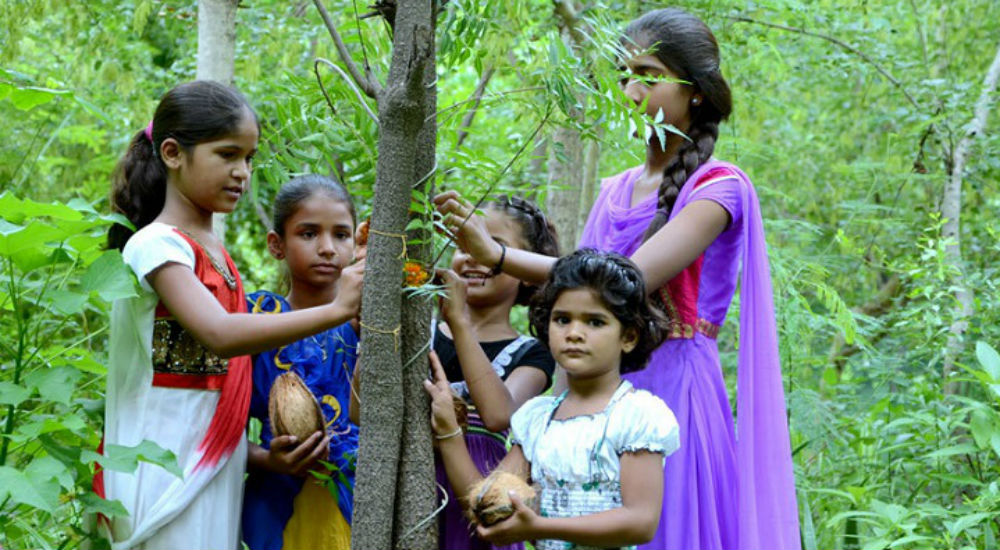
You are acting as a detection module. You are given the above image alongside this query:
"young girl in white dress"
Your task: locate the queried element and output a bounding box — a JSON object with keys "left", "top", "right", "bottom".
{"left": 425, "top": 249, "right": 680, "bottom": 550}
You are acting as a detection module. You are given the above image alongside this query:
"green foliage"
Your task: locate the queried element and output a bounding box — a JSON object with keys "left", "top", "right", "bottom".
{"left": 3, "top": 0, "right": 1000, "bottom": 547}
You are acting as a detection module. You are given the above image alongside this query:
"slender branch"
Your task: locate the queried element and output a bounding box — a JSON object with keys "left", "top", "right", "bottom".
{"left": 312, "top": 0, "right": 381, "bottom": 98}
{"left": 454, "top": 65, "right": 495, "bottom": 149}
{"left": 728, "top": 15, "right": 920, "bottom": 109}
{"left": 429, "top": 86, "right": 545, "bottom": 123}
{"left": 941, "top": 42, "right": 1000, "bottom": 387}
{"left": 315, "top": 58, "right": 380, "bottom": 125}
{"left": 430, "top": 107, "right": 553, "bottom": 268}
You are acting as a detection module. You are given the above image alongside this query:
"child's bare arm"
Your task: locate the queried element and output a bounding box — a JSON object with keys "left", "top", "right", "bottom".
{"left": 438, "top": 270, "right": 547, "bottom": 431}
{"left": 147, "top": 260, "right": 364, "bottom": 358}
{"left": 478, "top": 450, "right": 664, "bottom": 547}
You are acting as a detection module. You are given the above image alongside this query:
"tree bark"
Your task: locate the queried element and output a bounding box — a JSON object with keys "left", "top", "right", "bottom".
{"left": 941, "top": 43, "right": 1000, "bottom": 389}
{"left": 547, "top": 122, "right": 585, "bottom": 253}
{"left": 196, "top": 0, "right": 238, "bottom": 239}
{"left": 392, "top": 2, "right": 439, "bottom": 549}
{"left": 546, "top": 0, "right": 598, "bottom": 254}
{"left": 352, "top": 1, "right": 437, "bottom": 548}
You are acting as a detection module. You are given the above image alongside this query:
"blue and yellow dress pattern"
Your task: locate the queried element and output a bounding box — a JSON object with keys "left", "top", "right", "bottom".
{"left": 241, "top": 291, "right": 359, "bottom": 550}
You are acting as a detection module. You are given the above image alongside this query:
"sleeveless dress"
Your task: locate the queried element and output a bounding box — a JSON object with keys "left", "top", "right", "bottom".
{"left": 578, "top": 161, "right": 800, "bottom": 550}
{"left": 98, "top": 222, "right": 251, "bottom": 549}
{"left": 241, "top": 291, "right": 359, "bottom": 550}
{"left": 432, "top": 325, "right": 555, "bottom": 550}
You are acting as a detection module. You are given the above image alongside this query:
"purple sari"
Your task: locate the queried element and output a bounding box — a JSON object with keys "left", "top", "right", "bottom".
{"left": 578, "top": 160, "right": 800, "bottom": 550}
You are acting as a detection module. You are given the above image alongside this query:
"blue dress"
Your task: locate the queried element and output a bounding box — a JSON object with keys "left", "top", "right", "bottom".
{"left": 241, "top": 291, "right": 360, "bottom": 550}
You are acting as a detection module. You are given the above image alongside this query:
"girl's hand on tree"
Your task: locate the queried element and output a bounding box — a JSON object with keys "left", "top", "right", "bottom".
{"left": 266, "top": 431, "right": 332, "bottom": 477}
{"left": 332, "top": 259, "right": 365, "bottom": 318}
{"left": 476, "top": 492, "right": 540, "bottom": 545}
{"left": 433, "top": 191, "right": 503, "bottom": 267}
{"left": 436, "top": 269, "right": 470, "bottom": 326}
{"left": 423, "top": 350, "right": 460, "bottom": 436}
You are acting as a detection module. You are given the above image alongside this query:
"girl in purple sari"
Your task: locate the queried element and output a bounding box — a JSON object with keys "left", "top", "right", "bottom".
{"left": 435, "top": 8, "right": 799, "bottom": 550}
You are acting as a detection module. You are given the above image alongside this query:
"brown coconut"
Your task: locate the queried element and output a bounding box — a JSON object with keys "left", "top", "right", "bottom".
{"left": 465, "top": 471, "right": 537, "bottom": 527}
{"left": 268, "top": 372, "right": 324, "bottom": 442}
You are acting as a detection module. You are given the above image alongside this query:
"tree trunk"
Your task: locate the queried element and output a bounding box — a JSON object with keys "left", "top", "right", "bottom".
{"left": 195, "top": 0, "right": 238, "bottom": 239}
{"left": 546, "top": 122, "right": 585, "bottom": 253}
{"left": 941, "top": 43, "right": 1000, "bottom": 390}
{"left": 352, "top": 1, "right": 437, "bottom": 548}
{"left": 392, "top": 2, "right": 439, "bottom": 548}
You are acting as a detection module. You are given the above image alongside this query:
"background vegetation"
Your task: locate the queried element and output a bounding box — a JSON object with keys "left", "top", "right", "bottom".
{"left": 2, "top": 0, "right": 999, "bottom": 548}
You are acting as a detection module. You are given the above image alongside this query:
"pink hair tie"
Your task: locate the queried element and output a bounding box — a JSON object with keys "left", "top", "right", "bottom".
{"left": 143, "top": 120, "right": 154, "bottom": 143}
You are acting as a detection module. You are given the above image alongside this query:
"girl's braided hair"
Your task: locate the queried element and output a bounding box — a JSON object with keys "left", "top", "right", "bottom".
{"left": 488, "top": 195, "right": 560, "bottom": 305}
{"left": 624, "top": 8, "right": 733, "bottom": 242}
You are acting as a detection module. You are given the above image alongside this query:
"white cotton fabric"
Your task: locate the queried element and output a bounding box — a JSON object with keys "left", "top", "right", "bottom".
{"left": 510, "top": 380, "right": 680, "bottom": 550}
{"left": 103, "top": 223, "right": 245, "bottom": 550}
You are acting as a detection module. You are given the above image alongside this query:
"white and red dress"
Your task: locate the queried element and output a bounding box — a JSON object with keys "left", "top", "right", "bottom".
{"left": 97, "top": 222, "right": 252, "bottom": 550}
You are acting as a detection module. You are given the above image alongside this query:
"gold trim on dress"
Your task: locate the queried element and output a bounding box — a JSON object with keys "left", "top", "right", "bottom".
{"left": 152, "top": 319, "right": 228, "bottom": 375}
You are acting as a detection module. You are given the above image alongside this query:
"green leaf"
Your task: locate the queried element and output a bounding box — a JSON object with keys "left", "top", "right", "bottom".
{"left": 82, "top": 440, "right": 183, "bottom": 478}
{"left": 41, "top": 289, "right": 89, "bottom": 316}
{"left": 26, "top": 455, "right": 74, "bottom": 491}
{"left": 970, "top": 410, "right": 994, "bottom": 449}
{"left": 924, "top": 443, "right": 978, "bottom": 459}
{"left": 78, "top": 492, "right": 130, "bottom": 519}
{"left": 7, "top": 86, "right": 66, "bottom": 111}
{"left": 0, "top": 382, "right": 31, "bottom": 406}
{"left": 976, "top": 341, "right": 1000, "bottom": 380}
{"left": 80, "top": 249, "right": 138, "bottom": 302}
{"left": 0, "top": 466, "right": 60, "bottom": 512}
{"left": 24, "top": 366, "right": 81, "bottom": 405}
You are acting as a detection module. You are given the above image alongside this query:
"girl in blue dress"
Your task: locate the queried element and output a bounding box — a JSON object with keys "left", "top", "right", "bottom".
{"left": 242, "top": 175, "right": 360, "bottom": 550}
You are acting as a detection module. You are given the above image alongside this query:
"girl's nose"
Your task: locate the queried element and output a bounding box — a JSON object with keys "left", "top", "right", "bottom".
{"left": 623, "top": 78, "right": 647, "bottom": 106}
{"left": 233, "top": 159, "right": 251, "bottom": 182}
{"left": 317, "top": 234, "right": 335, "bottom": 255}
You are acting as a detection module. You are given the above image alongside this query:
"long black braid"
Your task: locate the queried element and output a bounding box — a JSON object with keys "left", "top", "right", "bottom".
{"left": 623, "top": 9, "right": 733, "bottom": 242}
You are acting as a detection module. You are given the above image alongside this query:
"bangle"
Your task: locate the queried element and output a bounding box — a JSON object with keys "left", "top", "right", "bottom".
{"left": 434, "top": 427, "right": 463, "bottom": 440}
{"left": 490, "top": 243, "right": 507, "bottom": 276}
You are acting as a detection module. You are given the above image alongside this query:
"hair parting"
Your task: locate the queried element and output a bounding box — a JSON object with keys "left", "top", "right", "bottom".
{"left": 529, "top": 249, "right": 668, "bottom": 373}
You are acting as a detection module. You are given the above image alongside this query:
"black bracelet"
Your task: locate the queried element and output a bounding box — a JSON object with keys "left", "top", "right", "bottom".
{"left": 490, "top": 243, "right": 507, "bottom": 276}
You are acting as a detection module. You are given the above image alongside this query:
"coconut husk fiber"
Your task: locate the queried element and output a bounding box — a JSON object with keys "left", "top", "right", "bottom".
{"left": 465, "top": 471, "right": 537, "bottom": 527}
{"left": 268, "top": 371, "right": 324, "bottom": 442}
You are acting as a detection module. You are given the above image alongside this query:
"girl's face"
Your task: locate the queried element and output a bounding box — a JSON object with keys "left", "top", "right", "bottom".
{"left": 451, "top": 208, "right": 524, "bottom": 308}
{"left": 620, "top": 48, "right": 698, "bottom": 142}
{"left": 165, "top": 108, "right": 259, "bottom": 216}
{"left": 548, "top": 287, "right": 637, "bottom": 381}
{"left": 268, "top": 193, "right": 355, "bottom": 292}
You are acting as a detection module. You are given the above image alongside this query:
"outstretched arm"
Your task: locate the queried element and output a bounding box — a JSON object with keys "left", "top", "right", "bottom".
{"left": 435, "top": 190, "right": 729, "bottom": 296}
{"left": 434, "top": 191, "right": 555, "bottom": 285}
{"left": 477, "top": 450, "right": 665, "bottom": 547}
{"left": 148, "top": 260, "right": 364, "bottom": 358}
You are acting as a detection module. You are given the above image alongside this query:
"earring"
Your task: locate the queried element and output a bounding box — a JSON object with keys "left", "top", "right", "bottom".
{"left": 691, "top": 97, "right": 701, "bottom": 106}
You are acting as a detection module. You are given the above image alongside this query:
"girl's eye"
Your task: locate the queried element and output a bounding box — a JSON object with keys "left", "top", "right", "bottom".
{"left": 553, "top": 315, "right": 570, "bottom": 325}
{"left": 301, "top": 230, "right": 316, "bottom": 239}
{"left": 336, "top": 232, "right": 351, "bottom": 240}
{"left": 588, "top": 319, "right": 606, "bottom": 328}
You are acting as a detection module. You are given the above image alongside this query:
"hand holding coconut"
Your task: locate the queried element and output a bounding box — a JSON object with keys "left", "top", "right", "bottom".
{"left": 262, "top": 431, "right": 332, "bottom": 477}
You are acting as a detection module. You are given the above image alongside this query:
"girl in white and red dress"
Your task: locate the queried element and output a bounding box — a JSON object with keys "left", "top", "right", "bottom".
{"left": 97, "top": 81, "right": 364, "bottom": 550}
